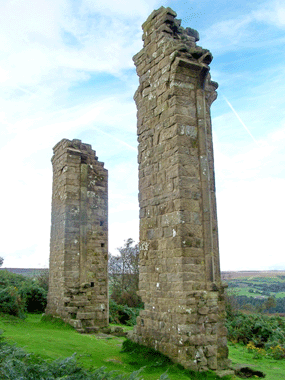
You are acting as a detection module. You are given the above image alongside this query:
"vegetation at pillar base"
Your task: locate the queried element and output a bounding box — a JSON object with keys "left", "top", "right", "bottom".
{"left": 1, "top": 255, "right": 285, "bottom": 378}
{"left": 122, "top": 339, "right": 172, "bottom": 368}
{"left": 0, "top": 314, "right": 234, "bottom": 380}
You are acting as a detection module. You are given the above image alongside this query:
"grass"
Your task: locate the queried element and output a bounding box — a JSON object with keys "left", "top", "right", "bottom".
{"left": 227, "top": 275, "right": 285, "bottom": 301}
{"left": 229, "top": 342, "right": 285, "bottom": 380}
{"left": 228, "top": 288, "right": 264, "bottom": 298}
{"left": 1, "top": 313, "right": 285, "bottom": 379}
{"left": 0, "top": 313, "right": 230, "bottom": 380}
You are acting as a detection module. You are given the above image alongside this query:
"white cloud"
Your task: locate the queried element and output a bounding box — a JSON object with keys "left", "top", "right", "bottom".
{"left": 81, "top": 0, "right": 162, "bottom": 18}
{"left": 201, "top": 0, "right": 285, "bottom": 54}
{"left": 1, "top": 0, "right": 284, "bottom": 273}
{"left": 0, "top": 0, "right": 163, "bottom": 96}
{"left": 109, "top": 219, "right": 139, "bottom": 255}
{"left": 253, "top": 1, "right": 285, "bottom": 28}
{"left": 214, "top": 111, "right": 285, "bottom": 270}
{"left": 217, "top": 177, "right": 285, "bottom": 270}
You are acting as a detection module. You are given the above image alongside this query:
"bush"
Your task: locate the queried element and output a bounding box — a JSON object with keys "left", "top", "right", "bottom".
{"left": 19, "top": 283, "right": 47, "bottom": 313}
{"left": 0, "top": 270, "right": 28, "bottom": 289}
{"left": 109, "top": 299, "right": 141, "bottom": 326}
{"left": 0, "top": 287, "right": 25, "bottom": 318}
{"left": 269, "top": 344, "right": 285, "bottom": 360}
{"left": 35, "top": 269, "right": 49, "bottom": 292}
{"left": 227, "top": 311, "right": 285, "bottom": 358}
{"left": 0, "top": 270, "right": 48, "bottom": 316}
{"left": 111, "top": 289, "right": 143, "bottom": 309}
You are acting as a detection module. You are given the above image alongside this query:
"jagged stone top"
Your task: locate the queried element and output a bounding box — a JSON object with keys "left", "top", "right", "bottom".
{"left": 142, "top": 6, "right": 199, "bottom": 43}
{"left": 52, "top": 138, "right": 108, "bottom": 169}
{"left": 135, "top": 6, "right": 213, "bottom": 68}
{"left": 53, "top": 139, "right": 95, "bottom": 156}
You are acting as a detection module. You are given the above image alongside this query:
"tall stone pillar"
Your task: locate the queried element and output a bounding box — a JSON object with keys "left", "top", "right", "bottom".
{"left": 46, "top": 139, "right": 108, "bottom": 333}
{"left": 131, "top": 7, "right": 232, "bottom": 374}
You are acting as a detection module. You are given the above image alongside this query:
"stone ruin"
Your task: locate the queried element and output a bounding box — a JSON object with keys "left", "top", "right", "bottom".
{"left": 130, "top": 7, "right": 232, "bottom": 375}
{"left": 45, "top": 139, "right": 108, "bottom": 333}
{"left": 46, "top": 6, "right": 232, "bottom": 375}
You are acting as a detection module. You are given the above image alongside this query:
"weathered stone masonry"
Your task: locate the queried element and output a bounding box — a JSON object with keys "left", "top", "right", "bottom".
{"left": 131, "top": 7, "right": 231, "bottom": 373}
{"left": 46, "top": 139, "right": 108, "bottom": 333}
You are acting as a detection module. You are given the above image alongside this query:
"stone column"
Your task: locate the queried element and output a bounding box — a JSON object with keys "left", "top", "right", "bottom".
{"left": 46, "top": 139, "right": 108, "bottom": 333}
{"left": 131, "top": 7, "right": 232, "bottom": 375}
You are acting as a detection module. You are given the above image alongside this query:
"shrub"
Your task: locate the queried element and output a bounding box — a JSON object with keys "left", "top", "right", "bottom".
{"left": 0, "top": 286, "right": 25, "bottom": 318}
{"left": 269, "top": 344, "right": 285, "bottom": 360}
{"left": 246, "top": 342, "right": 266, "bottom": 359}
{"left": 227, "top": 311, "right": 285, "bottom": 359}
{"left": 109, "top": 299, "right": 140, "bottom": 326}
{"left": 35, "top": 269, "right": 49, "bottom": 292}
{"left": 19, "top": 283, "right": 47, "bottom": 313}
{"left": 0, "top": 270, "right": 28, "bottom": 289}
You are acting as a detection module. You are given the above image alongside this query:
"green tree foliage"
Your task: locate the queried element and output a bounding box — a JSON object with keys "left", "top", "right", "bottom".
{"left": 109, "top": 239, "right": 142, "bottom": 308}
{"left": 224, "top": 290, "right": 240, "bottom": 318}
{"left": 35, "top": 269, "right": 49, "bottom": 292}
{"left": 19, "top": 283, "right": 47, "bottom": 313}
{"left": 0, "top": 270, "right": 27, "bottom": 289}
{"left": 0, "top": 257, "right": 3, "bottom": 267}
{"left": 262, "top": 296, "right": 277, "bottom": 312}
{"left": 0, "top": 286, "right": 25, "bottom": 318}
{"left": 232, "top": 295, "right": 285, "bottom": 313}
{"left": 0, "top": 270, "right": 48, "bottom": 316}
{"left": 109, "top": 299, "right": 140, "bottom": 325}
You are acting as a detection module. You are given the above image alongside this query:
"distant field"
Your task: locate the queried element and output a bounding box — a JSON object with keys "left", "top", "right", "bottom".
{"left": 222, "top": 271, "right": 285, "bottom": 313}
{"left": 221, "top": 270, "right": 285, "bottom": 280}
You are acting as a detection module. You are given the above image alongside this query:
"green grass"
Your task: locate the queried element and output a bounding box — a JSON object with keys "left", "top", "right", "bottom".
{"left": 2, "top": 313, "right": 285, "bottom": 379}
{"left": 228, "top": 288, "right": 264, "bottom": 298}
{"left": 0, "top": 314, "right": 230, "bottom": 380}
{"left": 229, "top": 342, "right": 285, "bottom": 380}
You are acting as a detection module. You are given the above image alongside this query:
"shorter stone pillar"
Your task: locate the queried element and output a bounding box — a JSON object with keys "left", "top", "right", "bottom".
{"left": 46, "top": 139, "right": 108, "bottom": 333}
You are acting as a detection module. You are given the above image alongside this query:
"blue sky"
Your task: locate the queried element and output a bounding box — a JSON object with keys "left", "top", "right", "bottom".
{"left": 0, "top": 0, "right": 284, "bottom": 270}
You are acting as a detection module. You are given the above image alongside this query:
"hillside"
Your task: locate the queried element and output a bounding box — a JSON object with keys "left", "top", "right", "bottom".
{"left": 222, "top": 270, "right": 285, "bottom": 280}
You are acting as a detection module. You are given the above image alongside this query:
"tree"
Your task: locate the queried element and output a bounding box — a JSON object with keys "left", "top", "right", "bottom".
{"left": 0, "top": 257, "right": 3, "bottom": 267}
{"left": 109, "top": 238, "right": 142, "bottom": 308}
{"left": 36, "top": 269, "right": 49, "bottom": 292}
{"left": 262, "top": 296, "right": 277, "bottom": 312}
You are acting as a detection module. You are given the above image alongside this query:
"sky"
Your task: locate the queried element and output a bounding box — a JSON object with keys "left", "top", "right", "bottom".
{"left": 0, "top": 0, "right": 285, "bottom": 271}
